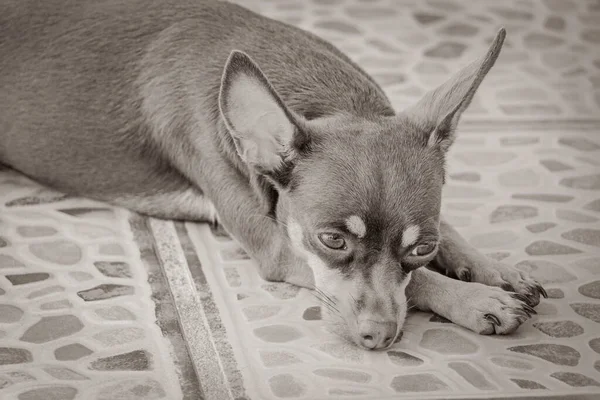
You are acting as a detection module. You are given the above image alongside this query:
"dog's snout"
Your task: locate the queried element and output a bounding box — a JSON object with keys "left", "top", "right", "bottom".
{"left": 358, "top": 320, "right": 397, "bottom": 350}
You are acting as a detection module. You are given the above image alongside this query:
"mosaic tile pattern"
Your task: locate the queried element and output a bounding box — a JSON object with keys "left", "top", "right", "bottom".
{"left": 0, "top": 170, "right": 195, "bottom": 400}
{"left": 2, "top": 1, "right": 600, "bottom": 399}
{"left": 183, "top": 130, "right": 600, "bottom": 399}
{"left": 230, "top": 0, "right": 600, "bottom": 122}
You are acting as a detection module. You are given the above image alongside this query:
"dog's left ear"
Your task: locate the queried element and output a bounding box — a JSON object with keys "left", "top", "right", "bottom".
{"left": 219, "top": 50, "right": 309, "bottom": 177}
{"left": 401, "top": 28, "right": 505, "bottom": 152}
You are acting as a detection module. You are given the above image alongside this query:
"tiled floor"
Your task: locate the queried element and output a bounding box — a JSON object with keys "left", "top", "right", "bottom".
{"left": 0, "top": 171, "right": 200, "bottom": 399}
{"left": 1, "top": 0, "right": 599, "bottom": 400}
{"left": 235, "top": 0, "right": 600, "bottom": 123}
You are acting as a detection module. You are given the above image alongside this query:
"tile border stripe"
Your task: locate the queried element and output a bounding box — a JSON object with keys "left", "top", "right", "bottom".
{"left": 176, "top": 222, "right": 249, "bottom": 400}
{"left": 149, "top": 218, "right": 233, "bottom": 400}
{"left": 130, "top": 214, "right": 204, "bottom": 400}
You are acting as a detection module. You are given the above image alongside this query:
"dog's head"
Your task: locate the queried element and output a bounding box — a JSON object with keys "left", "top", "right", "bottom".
{"left": 219, "top": 29, "right": 505, "bottom": 349}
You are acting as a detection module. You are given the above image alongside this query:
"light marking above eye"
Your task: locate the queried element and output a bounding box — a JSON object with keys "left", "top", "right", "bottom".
{"left": 401, "top": 225, "right": 420, "bottom": 247}
{"left": 345, "top": 215, "right": 366, "bottom": 238}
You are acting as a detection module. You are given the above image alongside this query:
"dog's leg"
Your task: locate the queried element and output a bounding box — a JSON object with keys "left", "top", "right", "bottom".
{"left": 434, "top": 218, "right": 547, "bottom": 306}
{"left": 203, "top": 169, "right": 313, "bottom": 286}
{"left": 407, "top": 267, "right": 535, "bottom": 334}
{"left": 106, "top": 182, "right": 317, "bottom": 287}
{"left": 110, "top": 187, "right": 219, "bottom": 222}
{"left": 172, "top": 152, "right": 311, "bottom": 286}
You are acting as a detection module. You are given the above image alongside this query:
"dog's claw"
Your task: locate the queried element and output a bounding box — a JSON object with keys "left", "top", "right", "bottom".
{"left": 521, "top": 308, "right": 532, "bottom": 318}
{"left": 484, "top": 313, "right": 501, "bottom": 326}
{"left": 521, "top": 285, "right": 543, "bottom": 307}
{"left": 536, "top": 284, "right": 548, "bottom": 298}
{"left": 522, "top": 304, "right": 537, "bottom": 316}
{"left": 511, "top": 293, "right": 529, "bottom": 304}
{"left": 459, "top": 270, "right": 471, "bottom": 282}
{"left": 501, "top": 282, "right": 515, "bottom": 292}
{"left": 513, "top": 310, "right": 529, "bottom": 320}
{"left": 509, "top": 292, "right": 537, "bottom": 317}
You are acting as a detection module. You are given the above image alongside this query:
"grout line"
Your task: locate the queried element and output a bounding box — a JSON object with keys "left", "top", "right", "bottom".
{"left": 148, "top": 218, "right": 233, "bottom": 400}
{"left": 457, "top": 119, "right": 600, "bottom": 132}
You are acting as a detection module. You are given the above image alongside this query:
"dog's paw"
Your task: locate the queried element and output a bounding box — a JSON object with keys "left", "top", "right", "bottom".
{"left": 454, "top": 259, "right": 547, "bottom": 307}
{"left": 451, "top": 283, "right": 536, "bottom": 335}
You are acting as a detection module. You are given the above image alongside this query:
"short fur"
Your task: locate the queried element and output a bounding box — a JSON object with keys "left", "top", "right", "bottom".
{"left": 1, "top": 0, "right": 546, "bottom": 350}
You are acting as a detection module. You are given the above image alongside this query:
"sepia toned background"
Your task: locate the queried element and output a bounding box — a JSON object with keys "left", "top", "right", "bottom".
{"left": 1, "top": 0, "right": 599, "bottom": 399}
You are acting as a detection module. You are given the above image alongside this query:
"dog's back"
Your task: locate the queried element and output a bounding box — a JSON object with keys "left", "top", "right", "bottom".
{"left": 0, "top": 0, "right": 189, "bottom": 197}
{"left": 0, "top": 0, "right": 391, "bottom": 201}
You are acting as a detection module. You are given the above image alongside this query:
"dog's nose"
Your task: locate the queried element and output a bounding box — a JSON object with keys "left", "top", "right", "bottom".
{"left": 358, "top": 320, "right": 397, "bottom": 350}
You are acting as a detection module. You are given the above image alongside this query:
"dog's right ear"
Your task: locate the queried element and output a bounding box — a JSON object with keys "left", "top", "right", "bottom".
{"left": 219, "top": 51, "right": 309, "bottom": 174}
{"left": 400, "top": 28, "right": 506, "bottom": 153}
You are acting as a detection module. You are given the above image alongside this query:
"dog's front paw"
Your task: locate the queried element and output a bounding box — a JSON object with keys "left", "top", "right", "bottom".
{"left": 454, "top": 259, "right": 547, "bottom": 307}
{"left": 451, "top": 283, "right": 536, "bottom": 335}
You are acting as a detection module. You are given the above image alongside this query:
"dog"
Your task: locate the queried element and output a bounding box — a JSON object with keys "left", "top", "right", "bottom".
{"left": 1, "top": 0, "right": 546, "bottom": 350}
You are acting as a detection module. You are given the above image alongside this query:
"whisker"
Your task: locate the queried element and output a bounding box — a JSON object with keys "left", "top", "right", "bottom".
{"left": 310, "top": 286, "right": 347, "bottom": 323}
{"left": 348, "top": 293, "right": 359, "bottom": 318}
{"left": 310, "top": 289, "right": 342, "bottom": 316}
{"left": 314, "top": 289, "right": 341, "bottom": 315}
{"left": 403, "top": 280, "right": 428, "bottom": 306}
{"left": 315, "top": 286, "right": 337, "bottom": 305}
{"left": 311, "top": 292, "right": 334, "bottom": 310}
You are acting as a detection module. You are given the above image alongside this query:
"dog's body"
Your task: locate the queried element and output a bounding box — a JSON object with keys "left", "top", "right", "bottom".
{"left": 1, "top": 0, "right": 546, "bottom": 349}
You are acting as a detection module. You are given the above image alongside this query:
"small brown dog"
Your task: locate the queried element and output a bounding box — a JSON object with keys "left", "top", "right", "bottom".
{"left": 0, "top": 0, "right": 545, "bottom": 349}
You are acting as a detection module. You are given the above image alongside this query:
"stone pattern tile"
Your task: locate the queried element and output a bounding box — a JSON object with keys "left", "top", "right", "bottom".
{"left": 0, "top": 170, "right": 184, "bottom": 400}
{"left": 186, "top": 130, "right": 600, "bottom": 399}
{"left": 229, "top": 0, "right": 600, "bottom": 121}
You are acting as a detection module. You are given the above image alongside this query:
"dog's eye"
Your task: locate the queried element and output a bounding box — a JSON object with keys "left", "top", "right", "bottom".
{"left": 318, "top": 233, "right": 346, "bottom": 250}
{"left": 410, "top": 242, "right": 437, "bottom": 257}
